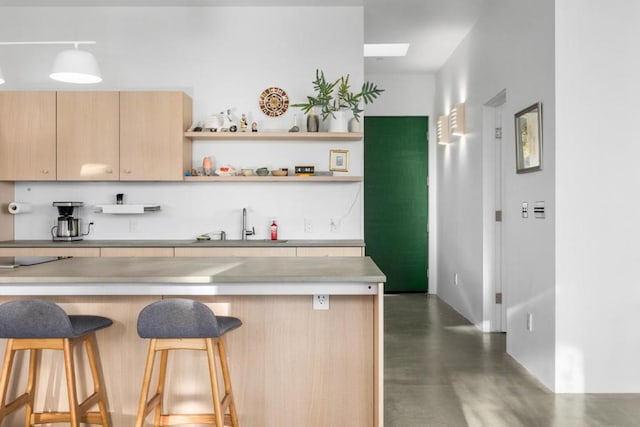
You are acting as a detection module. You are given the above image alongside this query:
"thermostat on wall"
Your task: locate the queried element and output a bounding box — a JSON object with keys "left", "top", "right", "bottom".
{"left": 294, "top": 165, "right": 315, "bottom": 176}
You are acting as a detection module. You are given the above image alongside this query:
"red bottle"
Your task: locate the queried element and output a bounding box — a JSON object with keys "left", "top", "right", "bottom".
{"left": 270, "top": 220, "right": 278, "bottom": 240}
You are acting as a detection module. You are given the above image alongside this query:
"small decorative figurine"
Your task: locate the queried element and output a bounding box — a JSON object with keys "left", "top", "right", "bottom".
{"left": 252, "top": 122, "right": 258, "bottom": 132}
{"left": 240, "top": 113, "right": 248, "bottom": 132}
{"left": 202, "top": 156, "right": 214, "bottom": 176}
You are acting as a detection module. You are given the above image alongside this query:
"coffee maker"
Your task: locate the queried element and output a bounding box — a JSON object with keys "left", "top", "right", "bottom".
{"left": 51, "top": 202, "right": 93, "bottom": 241}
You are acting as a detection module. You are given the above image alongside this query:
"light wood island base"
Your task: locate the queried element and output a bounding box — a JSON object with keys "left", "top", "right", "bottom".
{"left": 0, "top": 257, "right": 384, "bottom": 427}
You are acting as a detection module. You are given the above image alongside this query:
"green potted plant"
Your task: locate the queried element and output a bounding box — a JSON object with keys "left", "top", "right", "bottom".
{"left": 292, "top": 69, "right": 384, "bottom": 132}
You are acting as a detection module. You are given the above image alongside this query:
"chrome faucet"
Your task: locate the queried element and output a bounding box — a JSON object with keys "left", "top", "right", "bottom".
{"left": 242, "top": 208, "right": 255, "bottom": 240}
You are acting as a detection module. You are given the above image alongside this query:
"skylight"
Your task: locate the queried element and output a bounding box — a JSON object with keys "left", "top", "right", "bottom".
{"left": 364, "top": 43, "right": 410, "bottom": 57}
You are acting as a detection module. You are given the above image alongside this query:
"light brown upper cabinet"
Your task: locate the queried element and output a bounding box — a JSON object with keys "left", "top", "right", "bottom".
{"left": 56, "top": 92, "right": 120, "bottom": 181}
{"left": 0, "top": 92, "right": 56, "bottom": 181}
{"left": 120, "top": 92, "right": 192, "bottom": 181}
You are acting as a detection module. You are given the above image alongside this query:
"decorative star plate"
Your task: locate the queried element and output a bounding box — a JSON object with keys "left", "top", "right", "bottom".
{"left": 259, "top": 87, "right": 289, "bottom": 117}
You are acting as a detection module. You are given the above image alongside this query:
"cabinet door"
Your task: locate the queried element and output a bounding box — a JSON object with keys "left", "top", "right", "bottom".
{"left": 57, "top": 92, "right": 120, "bottom": 181}
{"left": 296, "top": 247, "right": 363, "bottom": 257}
{"left": 0, "top": 248, "right": 100, "bottom": 257}
{"left": 120, "top": 92, "right": 192, "bottom": 181}
{"left": 0, "top": 92, "right": 56, "bottom": 180}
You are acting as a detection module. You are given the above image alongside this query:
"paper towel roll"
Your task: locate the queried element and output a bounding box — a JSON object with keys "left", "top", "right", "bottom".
{"left": 7, "top": 202, "right": 33, "bottom": 215}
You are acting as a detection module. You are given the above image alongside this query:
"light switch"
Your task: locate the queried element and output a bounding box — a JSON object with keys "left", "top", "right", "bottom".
{"left": 534, "top": 201, "right": 545, "bottom": 219}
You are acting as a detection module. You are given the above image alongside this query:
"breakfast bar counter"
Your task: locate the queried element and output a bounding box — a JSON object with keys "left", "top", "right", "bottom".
{"left": 0, "top": 256, "right": 385, "bottom": 427}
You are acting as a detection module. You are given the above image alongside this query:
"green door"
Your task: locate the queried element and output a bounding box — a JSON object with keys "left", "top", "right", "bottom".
{"left": 364, "top": 116, "right": 428, "bottom": 292}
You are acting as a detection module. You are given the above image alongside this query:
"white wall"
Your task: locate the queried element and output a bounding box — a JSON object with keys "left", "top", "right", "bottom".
{"left": 363, "top": 73, "right": 434, "bottom": 117}
{"left": 555, "top": 0, "right": 640, "bottom": 393}
{"left": 434, "top": 0, "right": 556, "bottom": 389}
{"left": 0, "top": 6, "right": 364, "bottom": 240}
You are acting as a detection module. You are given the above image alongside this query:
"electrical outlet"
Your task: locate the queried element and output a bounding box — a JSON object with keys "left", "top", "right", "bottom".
{"left": 313, "top": 294, "right": 330, "bottom": 310}
{"left": 527, "top": 312, "right": 533, "bottom": 331}
{"left": 304, "top": 218, "right": 312, "bottom": 233}
{"left": 129, "top": 219, "right": 137, "bottom": 233}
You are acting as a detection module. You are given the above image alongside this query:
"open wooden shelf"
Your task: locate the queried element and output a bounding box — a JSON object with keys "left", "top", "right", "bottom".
{"left": 185, "top": 131, "right": 363, "bottom": 141}
{"left": 183, "top": 175, "right": 362, "bottom": 182}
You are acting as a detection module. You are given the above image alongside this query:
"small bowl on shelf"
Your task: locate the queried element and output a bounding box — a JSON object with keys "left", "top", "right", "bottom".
{"left": 241, "top": 168, "right": 254, "bottom": 176}
{"left": 255, "top": 167, "right": 270, "bottom": 176}
{"left": 271, "top": 169, "right": 288, "bottom": 177}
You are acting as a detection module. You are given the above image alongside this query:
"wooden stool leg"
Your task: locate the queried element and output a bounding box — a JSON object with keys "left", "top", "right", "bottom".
{"left": 0, "top": 342, "right": 37, "bottom": 426}
{"left": 24, "top": 349, "right": 38, "bottom": 427}
{"left": 217, "top": 339, "right": 239, "bottom": 427}
{"left": 0, "top": 340, "right": 16, "bottom": 423}
{"left": 136, "top": 339, "right": 159, "bottom": 427}
{"left": 154, "top": 349, "right": 169, "bottom": 427}
{"left": 63, "top": 339, "right": 80, "bottom": 427}
{"left": 205, "top": 338, "right": 224, "bottom": 427}
{"left": 85, "top": 334, "right": 111, "bottom": 426}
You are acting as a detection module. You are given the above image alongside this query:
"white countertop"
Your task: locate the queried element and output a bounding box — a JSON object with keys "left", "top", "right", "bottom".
{"left": 0, "top": 239, "right": 365, "bottom": 248}
{"left": 0, "top": 256, "right": 385, "bottom": 296}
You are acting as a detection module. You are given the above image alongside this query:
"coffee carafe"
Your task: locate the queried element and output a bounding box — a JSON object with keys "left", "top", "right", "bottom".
{"left": 51, "top": 202, "right": 93, "bottom": 241}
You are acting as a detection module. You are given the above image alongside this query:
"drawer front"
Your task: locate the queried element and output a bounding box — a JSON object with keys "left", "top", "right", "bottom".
{"left": 100, "top": 247, "right": 174, "bottom": 257}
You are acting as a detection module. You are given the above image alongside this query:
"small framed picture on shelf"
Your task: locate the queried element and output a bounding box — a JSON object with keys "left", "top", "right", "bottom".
{"left": 329, "top": 149, "right": 349, "bottom": 172}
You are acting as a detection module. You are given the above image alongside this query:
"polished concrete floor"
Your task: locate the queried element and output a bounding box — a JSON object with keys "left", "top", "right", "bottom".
{"left": 384, "top": 294, "right": 640, "bottom": 427}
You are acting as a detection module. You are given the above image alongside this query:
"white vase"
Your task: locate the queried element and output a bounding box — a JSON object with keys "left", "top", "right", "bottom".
{"left": 348, "top": 117, "right": 361, "bottom": 132}
{"left": 328, "top": 109, "right": 349, "bottom": 132}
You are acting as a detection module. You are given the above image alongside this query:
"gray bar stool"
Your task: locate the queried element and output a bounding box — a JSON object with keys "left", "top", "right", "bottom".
{"left": 135, "top": 298, "right": 241, "bottom": 427}
{"left": 0, "top": 299, "right": 112, "bottom": 427}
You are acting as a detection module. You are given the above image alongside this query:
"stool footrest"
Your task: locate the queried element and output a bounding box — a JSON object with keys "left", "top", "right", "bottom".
{"left": 160, "top": 413, "right": 233, "bottom": 426}
{"left": 32, "top": 411, "right": 104, "bottom": 424}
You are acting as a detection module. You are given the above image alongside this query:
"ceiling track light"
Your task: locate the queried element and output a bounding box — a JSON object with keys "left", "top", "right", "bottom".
{"left": 0, "top": 41, "right": 101, "bottom": 85}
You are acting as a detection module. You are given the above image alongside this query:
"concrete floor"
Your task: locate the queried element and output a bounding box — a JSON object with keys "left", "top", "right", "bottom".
{"left": 384, "top": 294, "right": 640, "bottom": 427}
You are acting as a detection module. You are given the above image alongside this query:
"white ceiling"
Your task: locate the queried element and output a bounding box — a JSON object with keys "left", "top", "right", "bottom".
{"left": 0, "top": 0, "right": 487, "bottom": 75}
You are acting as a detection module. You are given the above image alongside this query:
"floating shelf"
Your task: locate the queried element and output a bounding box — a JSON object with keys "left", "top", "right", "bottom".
{"left": 183, "top": 176, "right": 362, "bottom": 183}
{"left": 95, "top": 204, "right": 161, "bottom": 214}
{"left": 184, "top": 131, "right": 363, "bottom": 141}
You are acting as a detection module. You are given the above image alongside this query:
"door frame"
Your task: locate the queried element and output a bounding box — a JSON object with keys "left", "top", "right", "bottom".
{"left": 483, "top": 90, "right": 507, "bottom": 332}
{"left": 364, "top": 116, "right": 429, "bottom": 293}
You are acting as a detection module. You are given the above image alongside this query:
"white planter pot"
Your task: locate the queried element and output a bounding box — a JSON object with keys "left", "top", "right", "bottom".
{"left": 328, "top": 110, "right": 349, "bottom": 132}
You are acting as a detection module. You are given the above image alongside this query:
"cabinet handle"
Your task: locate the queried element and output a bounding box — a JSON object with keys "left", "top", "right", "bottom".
{"left": 41, "top": 169, "right": 49, "bottom": 174}
{"left": 105, "top": 169, "right": 113, "bottom": 174}
{"left": 123, "top": 169, "right": 132, "bottom": 174}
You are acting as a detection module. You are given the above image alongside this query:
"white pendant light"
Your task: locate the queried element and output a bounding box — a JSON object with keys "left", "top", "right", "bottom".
{"left": 0, "top": 41, "right": 101, "bottom": 85}
{"left": 0, "top": 66, "right": 4, "bottom": 84}
{"left": 50, "top": 46, "right": 102, "bottom": 84}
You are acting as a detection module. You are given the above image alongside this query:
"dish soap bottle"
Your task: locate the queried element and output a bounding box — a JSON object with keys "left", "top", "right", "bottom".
{"left": 270, "top": 219, "right": 278, "bottom": 240}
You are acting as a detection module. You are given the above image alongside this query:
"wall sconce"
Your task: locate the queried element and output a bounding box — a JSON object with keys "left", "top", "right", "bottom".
{"left": 450, "top": 103, "right": 466, "bottom": 136}
{"left": 0, "top": 41, "right": 101, "bottom": 85}
{"left": 437, "top": 115, "right": 450, "bottom": 145}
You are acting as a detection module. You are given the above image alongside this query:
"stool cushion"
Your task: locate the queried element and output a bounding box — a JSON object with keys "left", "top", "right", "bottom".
{"left": 137, "top": 298, "right": 242, "bottom": 339}
{"left": 0, "top": 299, "right": 113, "bottom": 339}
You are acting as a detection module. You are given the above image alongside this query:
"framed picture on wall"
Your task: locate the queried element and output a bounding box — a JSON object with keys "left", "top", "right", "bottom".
{"left": 515, "top": 102, "right": 542, "bottom": 173}
{"left": 329, "top": 149, "right": 349, "bottom": 172}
